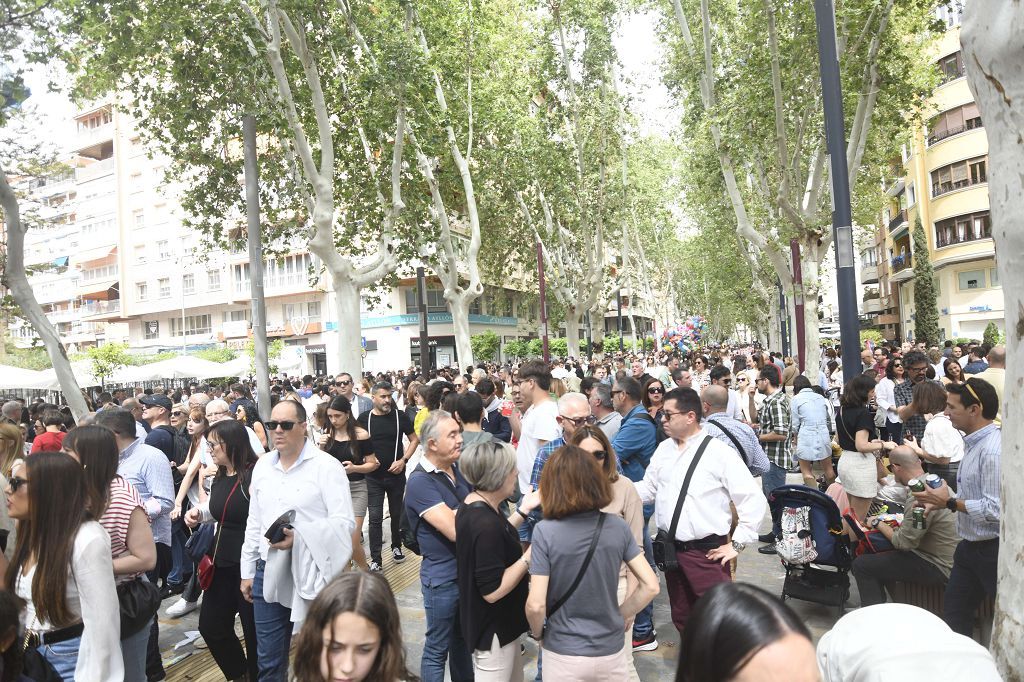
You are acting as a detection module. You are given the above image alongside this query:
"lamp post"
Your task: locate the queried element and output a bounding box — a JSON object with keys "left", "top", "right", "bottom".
{"left": 813, "top": 0, "right": 862, "bottom": 374}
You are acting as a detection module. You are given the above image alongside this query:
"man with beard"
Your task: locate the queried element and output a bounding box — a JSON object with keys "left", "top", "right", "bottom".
{"left": 359, "top": 381, "right": 420, "bottom": 571}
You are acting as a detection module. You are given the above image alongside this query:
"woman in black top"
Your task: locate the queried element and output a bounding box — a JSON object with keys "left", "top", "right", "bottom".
{"left": 318, "top": 395, "right": 377, "bottom": 571}
{"left": 456, "top": 440, "right": 541, "bottom": 681}
{"left": 184, "top": 419, "right": 258, "bottom": 682}
{"left": 835, "top": 375, "right": 893, "bottom": 523}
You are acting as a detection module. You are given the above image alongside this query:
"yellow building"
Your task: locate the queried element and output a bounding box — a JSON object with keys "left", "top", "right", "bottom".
{"left": 876, "top": 17, "right": 1001, "bottom": 343}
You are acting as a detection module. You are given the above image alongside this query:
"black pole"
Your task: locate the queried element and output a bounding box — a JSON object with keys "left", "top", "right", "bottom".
{"left": 417, "top": 267, "right": 431, "bottom": 376}
{"left": 616, "top": 291, "right": 624, "bottom": 352}
{"left": 814, "top": 0, "right": 861, "bottom": 374}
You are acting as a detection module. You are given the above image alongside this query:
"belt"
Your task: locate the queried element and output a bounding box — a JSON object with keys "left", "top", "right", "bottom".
{"left": 24, "top": 622, "right": 84, "bottom": 650}
{"left": 673, "top": 534, "right": 727, "bottom": 552}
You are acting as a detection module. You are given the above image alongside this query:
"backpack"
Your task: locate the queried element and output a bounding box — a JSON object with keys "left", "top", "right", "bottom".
{"left": 156, "top": 425, "right": 191, "bottom": 466}
{"left": 629, "top": 410, "right": 667, "bottom": 444}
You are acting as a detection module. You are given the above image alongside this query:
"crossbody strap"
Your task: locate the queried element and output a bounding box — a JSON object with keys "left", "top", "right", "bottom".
{"left": 667, "top": 436, "right": 713, "bottom": 540}
{"left": 707, "top": 417, "right": 748, "bottom": 466}
{"left": 547, "top": 512, "right": 606, "bottom": 619}
{"left": 210, "top": 477, "right": 241, "bottom": 561}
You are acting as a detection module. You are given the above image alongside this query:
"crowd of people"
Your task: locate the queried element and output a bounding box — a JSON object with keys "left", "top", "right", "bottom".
{"left": 0, "top": 336, "right": 1007, "bottom": 681}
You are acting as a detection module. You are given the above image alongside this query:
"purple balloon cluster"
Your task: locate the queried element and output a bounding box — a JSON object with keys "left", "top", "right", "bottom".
{"left": 661, "top": 316, "right": 710, "bottom": 353}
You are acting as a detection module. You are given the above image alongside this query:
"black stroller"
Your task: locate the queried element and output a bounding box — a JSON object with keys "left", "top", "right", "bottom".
{"left": 767, "top": 484, "right": 852, "bottom": 617}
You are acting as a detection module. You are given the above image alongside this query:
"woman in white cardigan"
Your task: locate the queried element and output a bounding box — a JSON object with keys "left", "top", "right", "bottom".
{"left": 4, "top": 452, "right": 122, "bottom": 681}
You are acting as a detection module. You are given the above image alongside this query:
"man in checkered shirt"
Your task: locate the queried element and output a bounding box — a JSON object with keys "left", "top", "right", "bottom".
{"left": 895, "top": 350, "right": 941, "bottom": 441}
{"left": 755, "top": 364, "right": 792, "bottom": 496}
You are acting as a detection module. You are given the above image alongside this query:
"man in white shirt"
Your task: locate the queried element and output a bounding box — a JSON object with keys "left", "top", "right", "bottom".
{"left": 634, "top": 387, "right": 766, "bottom": 634}
{"left": 240, "top": 400, "right": 355, "bottom": 681}
{"left": 514, "top": 360, "right": 560, "bottom": 543}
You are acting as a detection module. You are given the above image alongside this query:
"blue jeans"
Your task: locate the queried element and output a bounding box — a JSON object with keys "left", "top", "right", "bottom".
{"left": 169, "top": 518, "right": 191, "bottom": 585}
{"left": 761, "top": 462, "right": 787, "bottom": 499}
{"left": 121, "top": 616, "right": 152, "bottom": 682}
{"left": 39, "top": 636, "right": 81, "bottom": 682}
{"left": 632, "top": 507, "right": 655, "bottom": 639}
{"left": 420, "top": 579, "right": 473, "bottom": 682}
{"left": 253, "top": 561, "right": 293, "bottom": 681}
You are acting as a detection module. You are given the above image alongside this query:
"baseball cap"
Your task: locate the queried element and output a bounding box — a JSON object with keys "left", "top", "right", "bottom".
{"left": 139, "top": 394, "right": 174, "bottom": 411}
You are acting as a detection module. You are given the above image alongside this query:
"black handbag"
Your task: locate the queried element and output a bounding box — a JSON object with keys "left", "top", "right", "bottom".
{"left": 651, "top": 436, "right": 712, "bottom": 573}
{"left": 185, "top": 521, "right": 215, "bottom": 563}
{"left": 117, "top": 577, "right": 162, "bottom": 639}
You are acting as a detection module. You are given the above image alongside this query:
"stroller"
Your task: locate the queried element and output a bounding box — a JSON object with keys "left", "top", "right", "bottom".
{"left": 767, "top": 484, "right": 852, "bottom": 617}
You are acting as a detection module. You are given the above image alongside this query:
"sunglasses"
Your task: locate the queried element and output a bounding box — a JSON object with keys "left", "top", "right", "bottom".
{"left": 266, "top": 420, "right": 302, "bottom": 431}
{"left": 720, "top": 378, "right": 732, "bottom": 384}
{"left": 648, "top": 387, "right": 664, "bottom": 394}
{"left": 559, "top": 415, "right": 595, "bottom": 427}
{"left": 335, "top": 380, "right": 351, "bottom": 386}
{"left": 8, "top": 476, "right": 28, "bottom": 494}
{"left": 172, "top": 411, "right": 186, "bottom": 418}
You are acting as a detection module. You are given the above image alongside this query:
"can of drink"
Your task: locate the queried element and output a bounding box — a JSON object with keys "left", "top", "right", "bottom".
{"left": 912, "top": 507, "right": 926, "bottom": 530}
{"left": 908, "top": 478, "right": 925, "bottom": 493}
{"left": 925, "top": 474, "right": 943, "bottom": 489}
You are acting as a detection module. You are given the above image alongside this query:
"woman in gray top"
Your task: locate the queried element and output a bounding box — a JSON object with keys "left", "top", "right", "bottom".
{"left": 525, "top": 445, "right": 659, "bottom": 681}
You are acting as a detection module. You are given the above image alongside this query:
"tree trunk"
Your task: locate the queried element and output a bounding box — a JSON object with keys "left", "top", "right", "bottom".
{"left": 565, "top": 312, "right": 581, "bottom": 358}
{"left": 329, "top": 276, "right": 365, "bottom": 376}
{"left": 449, "top": 292, "right": 475, "bottom": 369}
{"left": 961, "top": 5, "right": 1024, "bottom": 677}
{"left": 801, "top": 254, "right": 823, "bottom": 378}
{"left": 0, "top": 170, "right": 89, "bottom": 420}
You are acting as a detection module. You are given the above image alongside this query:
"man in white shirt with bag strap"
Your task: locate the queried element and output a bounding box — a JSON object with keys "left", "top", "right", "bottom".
{"left": 634, "top": 387, "right": 766, "bottom": 635}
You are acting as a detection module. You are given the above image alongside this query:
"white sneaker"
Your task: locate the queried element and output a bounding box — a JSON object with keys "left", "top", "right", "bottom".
{"left": 166, "top": 597, "right": 200, "bottom": 618}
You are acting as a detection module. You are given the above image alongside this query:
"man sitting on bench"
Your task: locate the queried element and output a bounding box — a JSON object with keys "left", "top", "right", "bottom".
{"left": 851, "top": 446, "right": 958, "bottom": 606}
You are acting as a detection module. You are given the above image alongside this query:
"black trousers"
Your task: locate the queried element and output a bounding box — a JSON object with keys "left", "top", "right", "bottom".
{"left": 851, "top": 550, "right": 948, "bottom": 607}
{"left": 366, "top": 474, "right": 405, "bottom": 562}
{"left": 146, "top": 542, "right": 172, "bottom": 681}
{"left": 199, "top": 563, "right": 258, "bottom": 681}
{"left": 944, "top": 538, "right": 998, "bottom": 637}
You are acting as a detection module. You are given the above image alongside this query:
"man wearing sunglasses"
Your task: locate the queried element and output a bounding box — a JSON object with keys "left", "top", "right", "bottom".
{"left": 528, "top": 392, "right": 592, "bottom": 492}
{"left": 241, "top": 399, "right": 355, "bottom": 680}
{"left": 332, "top": 372, "right": 373, "bottom": 418}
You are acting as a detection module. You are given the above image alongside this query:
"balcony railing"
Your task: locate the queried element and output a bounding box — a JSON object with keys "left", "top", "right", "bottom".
{"left": 932, "top": 175, "right": 986, "bottom": 198}
{"left": 75, "top": 158, "right": 115, "bottom": 182}
{"left": 887, "top": 210, "right": 908, "bottom": 233}
{"left": 928, "top": 119, "right": 983, "bottom": 146}
{"left": 80, "top": 299, "right": 121, "bottom": 316}
{"left": 935, "top": 226, "right": 992, "bottom": 249}
{"left": 891, "top": 254, "right": 912, "bottom": 272}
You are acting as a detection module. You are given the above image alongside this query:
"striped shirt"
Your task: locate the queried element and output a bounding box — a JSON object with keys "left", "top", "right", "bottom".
{"left": 954, "top": 422, "right": 1001, "bottom": 542}
{"left": 99, "top": 476, "right": 146, "bottom": 582}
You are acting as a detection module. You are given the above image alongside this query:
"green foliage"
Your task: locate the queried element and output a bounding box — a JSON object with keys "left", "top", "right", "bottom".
{"left": 2, "top": 344, "right": 52, "bottom": 370}
{"left": 195, "top": 347, "right": 238, "bottom": 364}
{"left": 502, "top": 339, "right": 529, "bottom": 360}
{"left": 911, "top": 219, "right": 941, "bottom": 346}
{"left": 245, "top": 338, "right": 284, "bottom": 375}
{"left": 859, "top": 329, "right": 885, "bottom": 347}
{"left": 548, "top": 337, "right": 568, "bottom": 357}
{"left": 470, "top": 330, "right": 500, "bottom": 362}
{"left": 526, "top": 338, "right": 544, "bottom": 358}
{"left": 125, "top": 351, "right": 179, "bottom": 366}
{"left": 86, "top": 342, "right": 130, "bottom": 385}
{"left": 982, "top": 322, "right": 1002, "bottom": 348}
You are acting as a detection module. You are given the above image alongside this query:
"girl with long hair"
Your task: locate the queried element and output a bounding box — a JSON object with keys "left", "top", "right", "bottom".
{"left": 293, "top": 572, "right": 418, "bottom": 682}
{"left": 317, "top": 395, "right": 377, "bottom": 571}
{"left": 642, "top": 378, "right": 666, "bottom": 425}
{"left": 184, "top": 419, "right": 260, "bottom": 681}
{"left": 63, "top": 425, "right": 157, "bottom": 680}
{"left": 236, "top": 404, "right": 268, "bottom": 451}
{"left": 4, "top": 452, "right": 122, "bottom": 680}
{"left": 835, "top": 375, "right": 894, "bottom": 522}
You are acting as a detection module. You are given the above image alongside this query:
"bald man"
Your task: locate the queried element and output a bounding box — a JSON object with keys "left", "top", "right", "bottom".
{"left": 701, "top": 385, "right": 770, "bottom": 477}
{"left": 850, "top": 446, "right": 958, "bottom": 606}
{"left": 972, "top": 346, "right": 1004, "bottom": 424}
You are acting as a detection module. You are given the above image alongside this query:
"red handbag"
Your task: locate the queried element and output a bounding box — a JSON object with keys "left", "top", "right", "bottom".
{"left": 200, "top": 478, "right": 241, "bottom": 591}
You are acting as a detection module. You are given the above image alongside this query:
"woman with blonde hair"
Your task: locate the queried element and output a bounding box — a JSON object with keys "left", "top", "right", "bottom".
{"left": 0, "top": 422, "right": 24, "bottom": 480}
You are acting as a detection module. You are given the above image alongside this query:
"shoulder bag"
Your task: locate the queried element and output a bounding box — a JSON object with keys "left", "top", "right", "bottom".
{"left": 198, "top": 476, "right": 241, "bottom": 591}
{"left": 117, "top": 576, "right": 162, "bottom": 639}
{"left": 651, "top": 436, "right": 712, "bottom": 572}
{"left": 542, "top": 512, "right": 606, "bottom": 637}
{"left": 707, "top": 417, "right": 748, "bottom": 466}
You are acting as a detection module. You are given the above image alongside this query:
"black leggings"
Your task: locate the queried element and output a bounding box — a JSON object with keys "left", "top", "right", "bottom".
{"left": 367, "top": 475, "right": 405, "bottom": 562}
{"left": 198, "top": 563, "right": 258, "bottom": 681}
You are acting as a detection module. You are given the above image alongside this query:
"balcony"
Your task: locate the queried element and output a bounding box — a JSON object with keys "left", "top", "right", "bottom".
{"left": 887, "top": 210, "right": 908, "bottom": 235}
{"left": 80, "top": 299, "right": 121, "bottom": 318}
{"left": 927, "top": 119, "right": 983, "bottom": 146}
{"left": 891, "top": 254, "right": 914, "bottom": 282}
{"left": 861, "top": 263, "right": 879, "bottom": 284}
{"left": 73, "top": 124, "right": 114, "bottom": 156}
{"left": 75, "top": 158, "right": 115, "bottom": 182}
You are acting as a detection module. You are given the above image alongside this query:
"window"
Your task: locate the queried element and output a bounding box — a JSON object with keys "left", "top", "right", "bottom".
{"left": 404, "top": 287, "right": 448, "bottom": 314}
{"left": 158, "top": 277, "right": 170, "bottom": 298}
{"left": 133, "top": 209, "right": 145, "bottom": 229}
{"left": 938, "top": 51, "right": 964, "bottom": 84}
{"left": 469, "top": 297, "right": 482, "bottom": 315}
{"left": 928, "top": 103, "right": 982, "bottom": 145}
{"left": 136, "top": 282, "right": 148, "bottom": 301}
{"left": 936, "top": 1, "right": 963, "bottom": 28}
{"left": 134, "top": 244, "right": 147, "bottom": 264}
{"left": 906, "top": 182, "right": 916, "bottom": 207}
{"left": 931, "top": 156, "right": 986, "bottom": 197}
{"left": 130, "top": 172, "right": 143, "bottom": 192}
{"left": 81, "top": 264, "right": 118, "bottom": 281}
{"left": 207, "top": 269, "right": 221, "bottom": 290}
{"left": 990, "top": 268, "right": 999, "bottom": 288}
{"left": 306, "top": 301, "right": 321, "bottom": 322}
{"left": 156, "top": 240, "right": 171, "bottom": 259}
{"left": 170, "top": 314, "right": 212, "bottom": 337}
{"left": 182, "top": 273, "right": 195, "bottom": 295}
{"left": 143, "top": 320, "right": 160, "bottom": 340}
{"left": 935, "top": 211, "right": 990, "bottom": 248}
{"left": 224, "top": 309, "right": 251, "bottom": 323}
{"left": 958, "top": 269, "right": 986, "bottom": 291}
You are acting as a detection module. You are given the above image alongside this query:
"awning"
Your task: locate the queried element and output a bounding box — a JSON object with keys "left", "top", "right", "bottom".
{"left": 78, "top": 279, "right": 119, "bottom": 300}
{"left": 52, "top": 256, "right": 69, "bottom": 267}
{"left": 72, "top": 245, "right": 117, "bottom": 265}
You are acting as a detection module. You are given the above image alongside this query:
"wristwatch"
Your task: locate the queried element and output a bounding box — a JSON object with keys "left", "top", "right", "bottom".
{"left": 731, "top": 540, "right": 746, "bottom": 553}
{"left": 946, "top": 498, "right": 958, "bottom": 512}
{"left": 870, "top": 518, "right": 881, "bottom": 528}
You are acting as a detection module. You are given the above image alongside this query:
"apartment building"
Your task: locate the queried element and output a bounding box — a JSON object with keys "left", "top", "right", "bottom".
{"left": 864, "top": 7, "right": 1002, "bottom": 342}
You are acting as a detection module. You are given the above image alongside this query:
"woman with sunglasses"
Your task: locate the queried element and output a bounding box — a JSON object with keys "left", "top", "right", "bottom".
{"left": 184, "top": 419, "right": 260, "bottom": 682}
{"left": 569, "top": 427, "right": 644, "bottom": 680}
{"left": 642, "top": 378, "right": 666, "bottom": 426}
{"left": 5, "top": 452, "right": 122, "bottom": 680}
{"left": 64, "top": 425, "right": 158, "bottom": 680}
